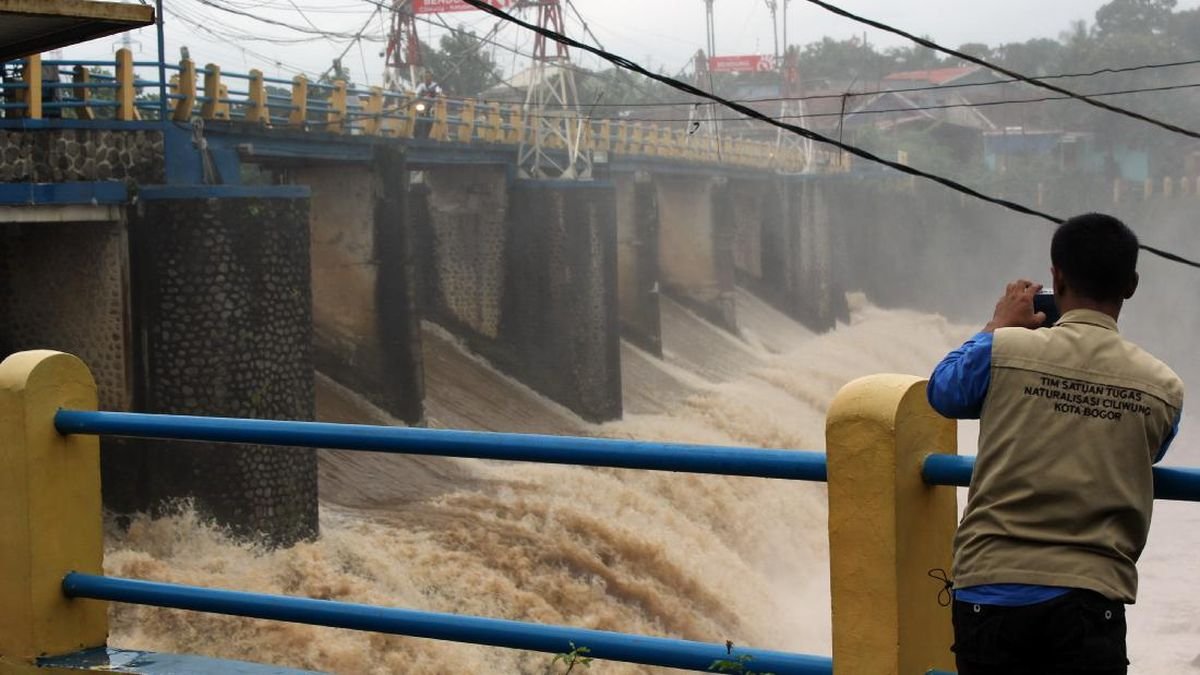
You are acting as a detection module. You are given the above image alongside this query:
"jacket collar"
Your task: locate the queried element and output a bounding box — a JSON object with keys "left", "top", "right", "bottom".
{"left": 1057, "top": 308, "right": 1119, "bottom": 332}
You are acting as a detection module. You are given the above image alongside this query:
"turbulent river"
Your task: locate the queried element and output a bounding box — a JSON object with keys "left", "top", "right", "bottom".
{"left": 104, "top": 292, "right": 1200, "bottom": 674}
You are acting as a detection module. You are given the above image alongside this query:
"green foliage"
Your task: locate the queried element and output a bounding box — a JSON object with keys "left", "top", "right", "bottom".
{"left": 418, "top": 28, "right": 501, "bottom": 97}
{"left": 551, "top": 643, "right": 593, "bottom": 674}
{"left": 1094, "top": 0, "right": 1177, "bottom": 37}
{"left": 709, "top": 653, "right": 774, "bottom": 675}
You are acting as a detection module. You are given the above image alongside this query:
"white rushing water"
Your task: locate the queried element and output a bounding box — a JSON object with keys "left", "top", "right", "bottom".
{"left": 105, "top": 294, "right": 1200, "bottom": 673}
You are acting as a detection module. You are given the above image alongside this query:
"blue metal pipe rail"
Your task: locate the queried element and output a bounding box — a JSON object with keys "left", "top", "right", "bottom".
{"left": 54, "top": 410, "right": 828, "bottom": 481}
{"left": 922, "top": 453, "right": 1200, "bottom": 502}
{"left": 62, "top": 573, "right": 832, "bottom": 674}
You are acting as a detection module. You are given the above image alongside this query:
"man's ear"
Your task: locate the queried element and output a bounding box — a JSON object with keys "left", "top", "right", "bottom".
{"left": 1125, "top": 271, "right": 1139, "bottom": 300}
{"left": 1051, "top": 265, "right": 1065, "bottom": 296}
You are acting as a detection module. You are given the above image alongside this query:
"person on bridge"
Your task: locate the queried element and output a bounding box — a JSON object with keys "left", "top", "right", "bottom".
{"left": 926, "top": 213, "right": 1184, "bottom": 675}
{"left": 415, "top": 70, "right": 443, "bottom": 100}
{"left": 413, "top": 70, "right": 443, "bottom": 139}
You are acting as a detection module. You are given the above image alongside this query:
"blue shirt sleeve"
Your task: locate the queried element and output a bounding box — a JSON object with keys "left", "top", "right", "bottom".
{"left": 1155, "top": 409, "right": 1182, "bottom": 464}
{"left": 927, "top": 332, "right": 993, "bottom": 419}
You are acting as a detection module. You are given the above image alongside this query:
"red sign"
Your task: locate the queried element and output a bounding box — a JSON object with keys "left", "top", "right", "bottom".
{"left": 412, "top": 0, "right": 513, "bottom": 13}
{"left": 707, "top": 55, "right": 776, "bottom": 73}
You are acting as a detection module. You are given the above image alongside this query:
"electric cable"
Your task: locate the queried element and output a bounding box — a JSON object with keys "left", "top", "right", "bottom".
{"left": 456, "top": 0, "right": 1200, "bottom": 270}
{"left": 797, "top": 0, "right": 1200, "bottom": 141}
{"left": 589, "top": 81, "right": 1200, "bottom": 124}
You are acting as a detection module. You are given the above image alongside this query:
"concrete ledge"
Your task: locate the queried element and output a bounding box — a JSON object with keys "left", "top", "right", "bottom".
{"left": 138, "top": 185, "right": 311, "bottom": 200}
{"left": 0, "top": 182, "right": 127, "bottom": 206}
{"left": 39, "top": 647, "right": 321, "bottom": 674}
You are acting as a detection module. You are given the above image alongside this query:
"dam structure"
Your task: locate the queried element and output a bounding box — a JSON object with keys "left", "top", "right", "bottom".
{"left": 6, "top": 4, "right": 1200, "bottom": 673}
{"left": 0, "top": 40, "right": 854, "bottom": 544}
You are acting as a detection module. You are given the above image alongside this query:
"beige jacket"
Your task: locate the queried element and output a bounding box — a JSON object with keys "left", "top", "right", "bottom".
{"left": 952, "top": 309, "right": 1183, "bottom": 602}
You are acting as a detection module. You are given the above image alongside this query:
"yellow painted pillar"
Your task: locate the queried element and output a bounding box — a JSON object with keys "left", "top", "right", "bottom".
{"left": 171, "top": 59, "right": 196, "bottom": 122}
{"left": 245, "top": 69, "right": 269, "bottom": 126}
{"left": 115, "top": 49, "right": 135, "bottom": 121}
{"left": 327, "top": 79, "right": 347, "bottom": 134}
{"left": 23, "top": 54, "right": 43, "bottom": 120}
{"left": 289, "top": 76, "right": 308, "bottom": 129}
{"left": 826, "top": 374, "right": 957, "bottom": 675}
{"left": 0, "top": 351, "right": 106, "bottom": 672}
{"left": 72, "top": 66, "right": 94, "bottom": 121}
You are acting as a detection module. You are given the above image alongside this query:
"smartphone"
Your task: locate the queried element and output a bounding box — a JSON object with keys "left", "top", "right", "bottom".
{"left": 1033, "top": 289, "right": 1060, "bottom": 327}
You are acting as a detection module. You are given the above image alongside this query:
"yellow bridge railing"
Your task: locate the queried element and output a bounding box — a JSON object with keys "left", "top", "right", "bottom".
{"left": 0, "top": 49, "right": 849, "bottom": 174}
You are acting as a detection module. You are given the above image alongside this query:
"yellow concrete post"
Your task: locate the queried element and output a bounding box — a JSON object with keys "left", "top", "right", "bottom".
{"left": 363, "top": 87, "right": 384, "bottom": 136}
{"left": 826, "top": 374, "right": 957, "bottom": 675}
{"left": 171, "top": 59, "right": 196, "bottom": 122}
{"left": 458, "top": 100, "right": 476, "bottom": 143}
{"left": 400, "top": 100, "right": 417, "bottom": 139}
{"left": 507, "top": 104, "right": 523, "bottom": 144}
{"left": 327, "top": 79, "right": 347, "bottom": 134}
{"left": 0, "top": 351, "right": 106, "bottom": 671}
{"left": 289, "top": 76, "right": 308, "bottom": 128}
{"left": 487, "top": 101, "right": 502, "bottom": 143}
{"left": 23, "top": 53, "right": 43, "bottom": 119}
{"left": 115, "top": 48, "right": 135, "bottom": 121}
{"left": 431, "top": 97, "right": 449, "bottom": 141}
{"left": 200, "top": 63, "right": 222, "bottom": 120}
{"left": 71, "top": 66, "right": 94, "bottom": 121}
{"left": 1163, "top": 176, "right": 1174, "bottom": 199}
{"left": 1143, "top": 178, "right": 1153, "bottom": 201}
{"left": 245, "top": 69, "right": 269, "bottom": 125}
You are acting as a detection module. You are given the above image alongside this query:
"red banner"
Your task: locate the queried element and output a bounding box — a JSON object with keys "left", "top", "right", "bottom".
{"left": 412, "top": 0, "right": 513, "bottom": 13}
{"left": 707, "top": 55, "right": 776, "bottom": 73}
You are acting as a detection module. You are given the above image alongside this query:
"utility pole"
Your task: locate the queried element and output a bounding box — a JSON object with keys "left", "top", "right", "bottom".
{"left": 704, "top": 0, "right": 716, "bottom": 59}
{"left": 766, "top": 0, "right": 779, "bottom": 69}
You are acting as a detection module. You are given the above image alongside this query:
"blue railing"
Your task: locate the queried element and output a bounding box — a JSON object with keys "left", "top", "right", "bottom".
{"left": 54, "top": 408, "right": 833, "bottom": 673}
{"left": 922, "top": 453, "right": 1200, "bottom": 501}
{"left": 62, "top": 573, "right": 830, "bottom": 674}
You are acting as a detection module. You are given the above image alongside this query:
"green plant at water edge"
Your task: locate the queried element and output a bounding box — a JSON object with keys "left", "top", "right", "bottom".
{"left": 552, "top": 642, "right": 593, "bottom": 674}
{"left": 709, "top": 644, "right": 774, "bottom": 675}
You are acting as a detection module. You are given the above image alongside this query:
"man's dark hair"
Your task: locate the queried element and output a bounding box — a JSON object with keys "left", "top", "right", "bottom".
{"left": 1051, "top": 213, "right": 1139, "bottom": 302}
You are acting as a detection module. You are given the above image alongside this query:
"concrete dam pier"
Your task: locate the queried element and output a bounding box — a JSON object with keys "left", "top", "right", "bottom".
{"left": 1, "top": 119, "right": 847, "bottom": 542}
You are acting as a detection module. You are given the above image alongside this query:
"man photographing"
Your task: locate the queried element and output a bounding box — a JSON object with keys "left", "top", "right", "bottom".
{"left": 927, "top": 213, "right": 1184, "bottom": 674}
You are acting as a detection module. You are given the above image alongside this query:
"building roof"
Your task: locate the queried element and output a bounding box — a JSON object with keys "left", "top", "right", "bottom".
{"left": 0, "top": 0, "right": 154, "bottom": 62}
{"left": 883, "top": 66, "right": 981, "bottom": 85}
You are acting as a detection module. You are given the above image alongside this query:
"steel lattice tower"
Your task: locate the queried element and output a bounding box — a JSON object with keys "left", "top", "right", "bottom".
{"left": 518, "top": 0, "right": 590, "bottom": 179}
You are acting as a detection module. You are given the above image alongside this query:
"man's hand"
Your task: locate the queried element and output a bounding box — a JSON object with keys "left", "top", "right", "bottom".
{"left": 983, "top": 279, "right": 1046, "bottom": 333}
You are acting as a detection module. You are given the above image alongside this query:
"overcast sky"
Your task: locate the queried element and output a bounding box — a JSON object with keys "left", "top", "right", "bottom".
{"left": 63, "top": 0, "right": 1200, "bottom": 85}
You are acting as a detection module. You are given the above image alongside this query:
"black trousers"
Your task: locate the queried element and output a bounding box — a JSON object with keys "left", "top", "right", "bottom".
{"left": 952, "top": 590, "right": 1128, "bottom": 675}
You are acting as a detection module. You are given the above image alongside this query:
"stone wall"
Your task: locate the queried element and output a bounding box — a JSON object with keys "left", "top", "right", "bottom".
{"left": 421, "top": 166, "right": 509, "bottom": 339}
{"left": 418, "top": 176, "right": 622, "bottom": 422}
{"left": 0, "top": 128, "right": 163, "bottom": 183}
{"left": 111, "top": 191, "right": 317, "bottom": 545}
{"left": 298, "top": 148, "right": 423, "bottom": 425}
{"left": 654, "top": 175, "right": 737, "bottom": 330}
{"left": 0, "top": 220, "right": 130, "bottom": 411}
{"left": 614, "top": 172, "right": 661, "bottom": 356}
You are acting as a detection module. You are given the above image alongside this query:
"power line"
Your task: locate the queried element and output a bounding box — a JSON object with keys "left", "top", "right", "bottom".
{"left": 456, "top": 0, "right": 1200, "bottom": 271}
{"left": 591, "top": 81, "right": 1200, "bottom": 124}
{"left": 563, "top": 56, "right": 1200, "bottom": 110}
{"left": 192, "top": 0, "right": 385, "bottom": 41}
{"left": 798, "top": 0, "right": 1200, "bottom": 141}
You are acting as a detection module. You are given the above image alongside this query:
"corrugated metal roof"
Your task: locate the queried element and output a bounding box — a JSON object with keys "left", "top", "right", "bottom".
{"left": 0, "top": 0, "right": 154, "bottom": 62}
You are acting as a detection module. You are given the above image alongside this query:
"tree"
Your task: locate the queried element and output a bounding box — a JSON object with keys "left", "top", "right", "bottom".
{"left": 955, "top": 42, "right": 996, "bottom": 65}
{"left": 994, "top": 38, "right": 1064, "bottom": 77}
{"left": 796, "top": 36, "right": 889, "bottom": 82}
{"left": 1094, "top": 0, "right": 1177, "bottom": 37}
{"left": 418, "top": 28, "right": 501, "bottom": 97}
